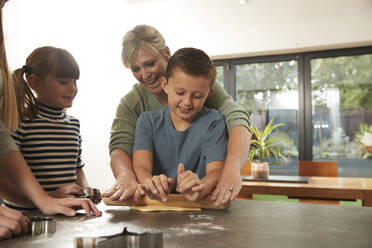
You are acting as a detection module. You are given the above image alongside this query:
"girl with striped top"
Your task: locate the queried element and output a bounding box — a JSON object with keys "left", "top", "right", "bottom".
{"left": 1, "top": 1, "right": 100, "bottom": 239}
{"left": 2, "top": 46, "right": 92, "bottom": 211}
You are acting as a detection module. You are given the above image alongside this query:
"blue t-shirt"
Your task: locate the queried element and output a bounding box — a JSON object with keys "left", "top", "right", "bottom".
{"left": 133, "top": 106, "right": 227, "bottom": 192}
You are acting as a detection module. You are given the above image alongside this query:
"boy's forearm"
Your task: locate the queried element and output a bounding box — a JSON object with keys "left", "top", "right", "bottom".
{"left": 199, "top": 168, "right": 222, "bottom": 199}
{"left": 76, "top": 168, "right": 89, "bottom": 188}
{"left": 132, "top": 150, "right": 154, "bottom": 184}
{"left": 133, "top": 166, "right": 153, "bottom": 184}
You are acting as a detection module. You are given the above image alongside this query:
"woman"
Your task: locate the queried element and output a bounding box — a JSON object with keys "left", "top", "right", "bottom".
{"left": 0, "top": 0, "right": 101, "bottom": 240}
{"left": 103, "top": 25, "right": 251, "bottom": 206}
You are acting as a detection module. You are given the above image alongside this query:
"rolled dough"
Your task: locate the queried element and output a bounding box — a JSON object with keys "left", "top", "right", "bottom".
{"left": 130, "top": 205, "right": 201, "bottom": 212}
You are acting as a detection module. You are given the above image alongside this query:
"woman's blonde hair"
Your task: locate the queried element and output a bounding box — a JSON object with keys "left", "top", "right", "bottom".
{"left": 122, "top": 24, "right": 167, "bottom": 68}
{"left": 0, "top": 10, "right": 19, "bottom": 131}
{"left": 13, "top": 46, "right": 80, "bottom": 121}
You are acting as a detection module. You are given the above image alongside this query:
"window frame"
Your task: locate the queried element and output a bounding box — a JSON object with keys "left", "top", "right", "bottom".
{"left": 214, "top": 45, "right": 372, "bottom": 161}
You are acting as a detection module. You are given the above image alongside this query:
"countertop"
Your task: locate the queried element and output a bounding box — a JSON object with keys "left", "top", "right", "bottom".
{"left": 1, "top": 199, "right": 372, "bottom": 248}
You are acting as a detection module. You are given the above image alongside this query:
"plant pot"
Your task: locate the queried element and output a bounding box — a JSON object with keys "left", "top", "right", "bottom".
{"left": 241, "top": 161, "right": 251, "bottom": 176}
{"left": 251, "top": 162, "right": 270, "bottom": 179}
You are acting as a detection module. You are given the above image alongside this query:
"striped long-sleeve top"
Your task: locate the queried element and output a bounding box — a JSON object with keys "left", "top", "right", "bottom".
{"left": 4, "top": 102, "right": 85, "bottom": 211}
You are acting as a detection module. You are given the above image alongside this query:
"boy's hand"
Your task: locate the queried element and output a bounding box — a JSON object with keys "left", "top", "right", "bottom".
{"left": 176, "top": 163, "right": 204, "bottom": 202}
{"left": 49, "top": 183, "right": 83, "bottom": 198}
{"left": 143, "top": 175, "right": 175, "bottom": 202}
{"left": 133, "top": 184, "right": 146, "bottom": 202}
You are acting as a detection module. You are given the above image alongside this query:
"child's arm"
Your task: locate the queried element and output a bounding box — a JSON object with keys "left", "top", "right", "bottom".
{"left": 48, "top": 168, "right": 86, "bottom": 199}
{"left": 49, "top": 183, "right": 83, "bottom": 198}
{"left": 48, "top": 168, "right": 87, "bottom": 199}
{"left": 0, "top": 172, "right": 34, "bottom": 206}
{"left": 133, "top": 149, "right": 155, "bottom": 193}
{"left": 0, "top": 165, "right": 84, "bottom": 201}
{"left": 177, "top": 162, "right": 223, "bottom": 201}
{"left": 76, "top": 168, "right": 89, "bottom": 188}
{"left": 133, "top": 150, "right": 174, "bottom": 202}
{"left": 0, "top": 150, "right": 101, "bottom": 216}
{"left": 200, "top": 161, "right": 224, "bottom": 198}
{"left": 75, "top": 130, "right": 88, "bottom": 189}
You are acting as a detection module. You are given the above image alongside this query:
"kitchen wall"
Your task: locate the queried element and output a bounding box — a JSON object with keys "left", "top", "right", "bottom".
{"left": 3, "top": 0, "right": 372, "bottom": 190}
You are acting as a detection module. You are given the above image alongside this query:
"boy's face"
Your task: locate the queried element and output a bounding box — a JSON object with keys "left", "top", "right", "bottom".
{"left": 162, "top": 68, "right": 213, "bottom": 123}
{"left": 29, "top": 74, "right": 78, "bottom": 108}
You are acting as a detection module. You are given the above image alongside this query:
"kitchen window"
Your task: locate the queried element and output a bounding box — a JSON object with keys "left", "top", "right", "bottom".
{"left": 214, "top": 46, "right": 372, "bottom": 177}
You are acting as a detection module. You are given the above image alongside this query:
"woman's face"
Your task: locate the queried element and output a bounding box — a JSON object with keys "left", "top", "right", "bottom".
{"left": 0, "top": 0, "right": 9, "bottom": 8}
{"left": 130, "top": 47, "right": 170, "bottom": 96}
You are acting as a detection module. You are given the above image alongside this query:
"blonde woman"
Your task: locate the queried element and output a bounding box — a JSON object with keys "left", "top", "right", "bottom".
{"left": 0, "top": 0, "right": 100, "bottom": 240}
{"left": 104, "top": 25, "right": 251, "bottom": 206}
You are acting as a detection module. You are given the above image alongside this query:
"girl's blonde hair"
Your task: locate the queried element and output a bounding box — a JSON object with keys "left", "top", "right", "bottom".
{"left": 122, "top": 24, "right": 167, "bottom": 68}
{"left": 13, "top": 46, "right": 80, "bottom": 121}
{"left": 0, "top": 10, "right": 19, "bottom": 131}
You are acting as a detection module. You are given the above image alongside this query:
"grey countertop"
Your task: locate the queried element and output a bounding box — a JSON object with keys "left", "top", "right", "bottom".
{"left": 1, "top": 199, "right": 372, "bottom": 248}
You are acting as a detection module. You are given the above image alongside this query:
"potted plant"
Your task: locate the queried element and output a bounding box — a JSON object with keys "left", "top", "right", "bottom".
{"left": 248, "top": 118, "right": 287, "bottom": 179}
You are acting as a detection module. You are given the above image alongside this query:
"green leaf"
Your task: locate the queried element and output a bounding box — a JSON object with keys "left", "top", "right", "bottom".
{"left": 248, "top": 117, "right": 288, "bottom": 165}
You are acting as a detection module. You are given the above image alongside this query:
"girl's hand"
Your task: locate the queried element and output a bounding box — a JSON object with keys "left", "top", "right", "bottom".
{"left": 177, "top": 163, "right": 204, "bottom": 202}
{"left": 0, "top": 206, "right": 29, "bottom": 240}
{"left": 37, "top": 197, "right": 102, "bottom": 217}
{"left": 49, "top": 183, "right": 83, "bottom": 198}
{"left": 143, "top": 175, "right": 175, "bottom": 202}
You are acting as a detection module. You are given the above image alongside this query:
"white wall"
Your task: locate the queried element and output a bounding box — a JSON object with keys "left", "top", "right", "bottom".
{"left": 3, "top": 0, "right": 372, "bottom": 190}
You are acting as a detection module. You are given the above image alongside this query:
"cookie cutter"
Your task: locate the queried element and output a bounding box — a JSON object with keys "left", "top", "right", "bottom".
{"left": 80, "top": 187, "right": 102, "bottom": 204}
{"left": 28, "top": 216, "right": 56, "bottom": 236}
{"left": 75, "top": 227, "right": 163, "bottom": 248}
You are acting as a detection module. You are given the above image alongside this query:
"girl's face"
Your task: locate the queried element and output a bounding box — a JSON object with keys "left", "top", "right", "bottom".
{"left": 130, "top": 47, "right": 169, "bottom": 96}
{"left": 162, "top": 68, "right": 213, "bottom": 124}
{"left": 34, "top": 74, "right": 78, "bottom": 108}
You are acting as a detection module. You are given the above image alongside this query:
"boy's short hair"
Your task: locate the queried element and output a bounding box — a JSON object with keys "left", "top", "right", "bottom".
{"left": 165, "top": 47, "right": 216, "bottom": 87}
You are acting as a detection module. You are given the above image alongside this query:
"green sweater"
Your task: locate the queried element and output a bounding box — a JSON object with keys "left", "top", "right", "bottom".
{"left": 109, "top": 83, "right": 249, "bottom": 156}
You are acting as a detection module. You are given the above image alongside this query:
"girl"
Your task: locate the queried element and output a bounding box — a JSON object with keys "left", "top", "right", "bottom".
{"left": 0, "top": 1, "right": 100, "bottom": 240}
{"left": 2, "top": 46, "right": 92, "bottom": 211}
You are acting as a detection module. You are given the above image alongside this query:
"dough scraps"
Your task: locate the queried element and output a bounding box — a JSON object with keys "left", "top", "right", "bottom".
{"left": 130, "top": 205, "right": 201, "bottom": 212}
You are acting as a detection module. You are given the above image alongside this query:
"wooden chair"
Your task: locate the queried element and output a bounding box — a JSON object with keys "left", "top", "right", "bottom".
{"left": 297, "top": 160, "right": 339, "bottom": 205}
{"left": 237, "top": 161, "right": 253, "bottom": 200}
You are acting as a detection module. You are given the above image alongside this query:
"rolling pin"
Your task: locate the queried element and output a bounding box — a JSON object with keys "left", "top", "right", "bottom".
{"left": 103, "top": 194, "right": 230, "bottom": 209}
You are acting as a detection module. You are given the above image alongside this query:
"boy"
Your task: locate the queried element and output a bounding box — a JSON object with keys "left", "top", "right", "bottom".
{"left": 133, "top": 47, "right": 227, "bottom": 202}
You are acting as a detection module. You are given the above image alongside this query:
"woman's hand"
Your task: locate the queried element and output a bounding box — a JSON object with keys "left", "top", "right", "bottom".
{"left": 176, "top": 164, "right": 204, "bottom": 202}
{"left": 210, "top": 168, "right": 241, "bottom": 206}
{"left": 142, "top": 174, "right": 175, "bottom": 202}
{"left": 102, "top": 176, "right": 139, "bottom": 201}
{"left": 36, "top": 197, "right": 102, "bottom": 217}
{"left": 0, "top": 206, "right": 29, "bottom": 240}
{"left": 49, "top": 183, "right": 84, "bottom": 198}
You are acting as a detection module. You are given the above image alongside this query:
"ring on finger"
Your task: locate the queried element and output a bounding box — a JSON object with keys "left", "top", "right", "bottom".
{"left": 228, "top": 187, "right": 233, "bottom": 192}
